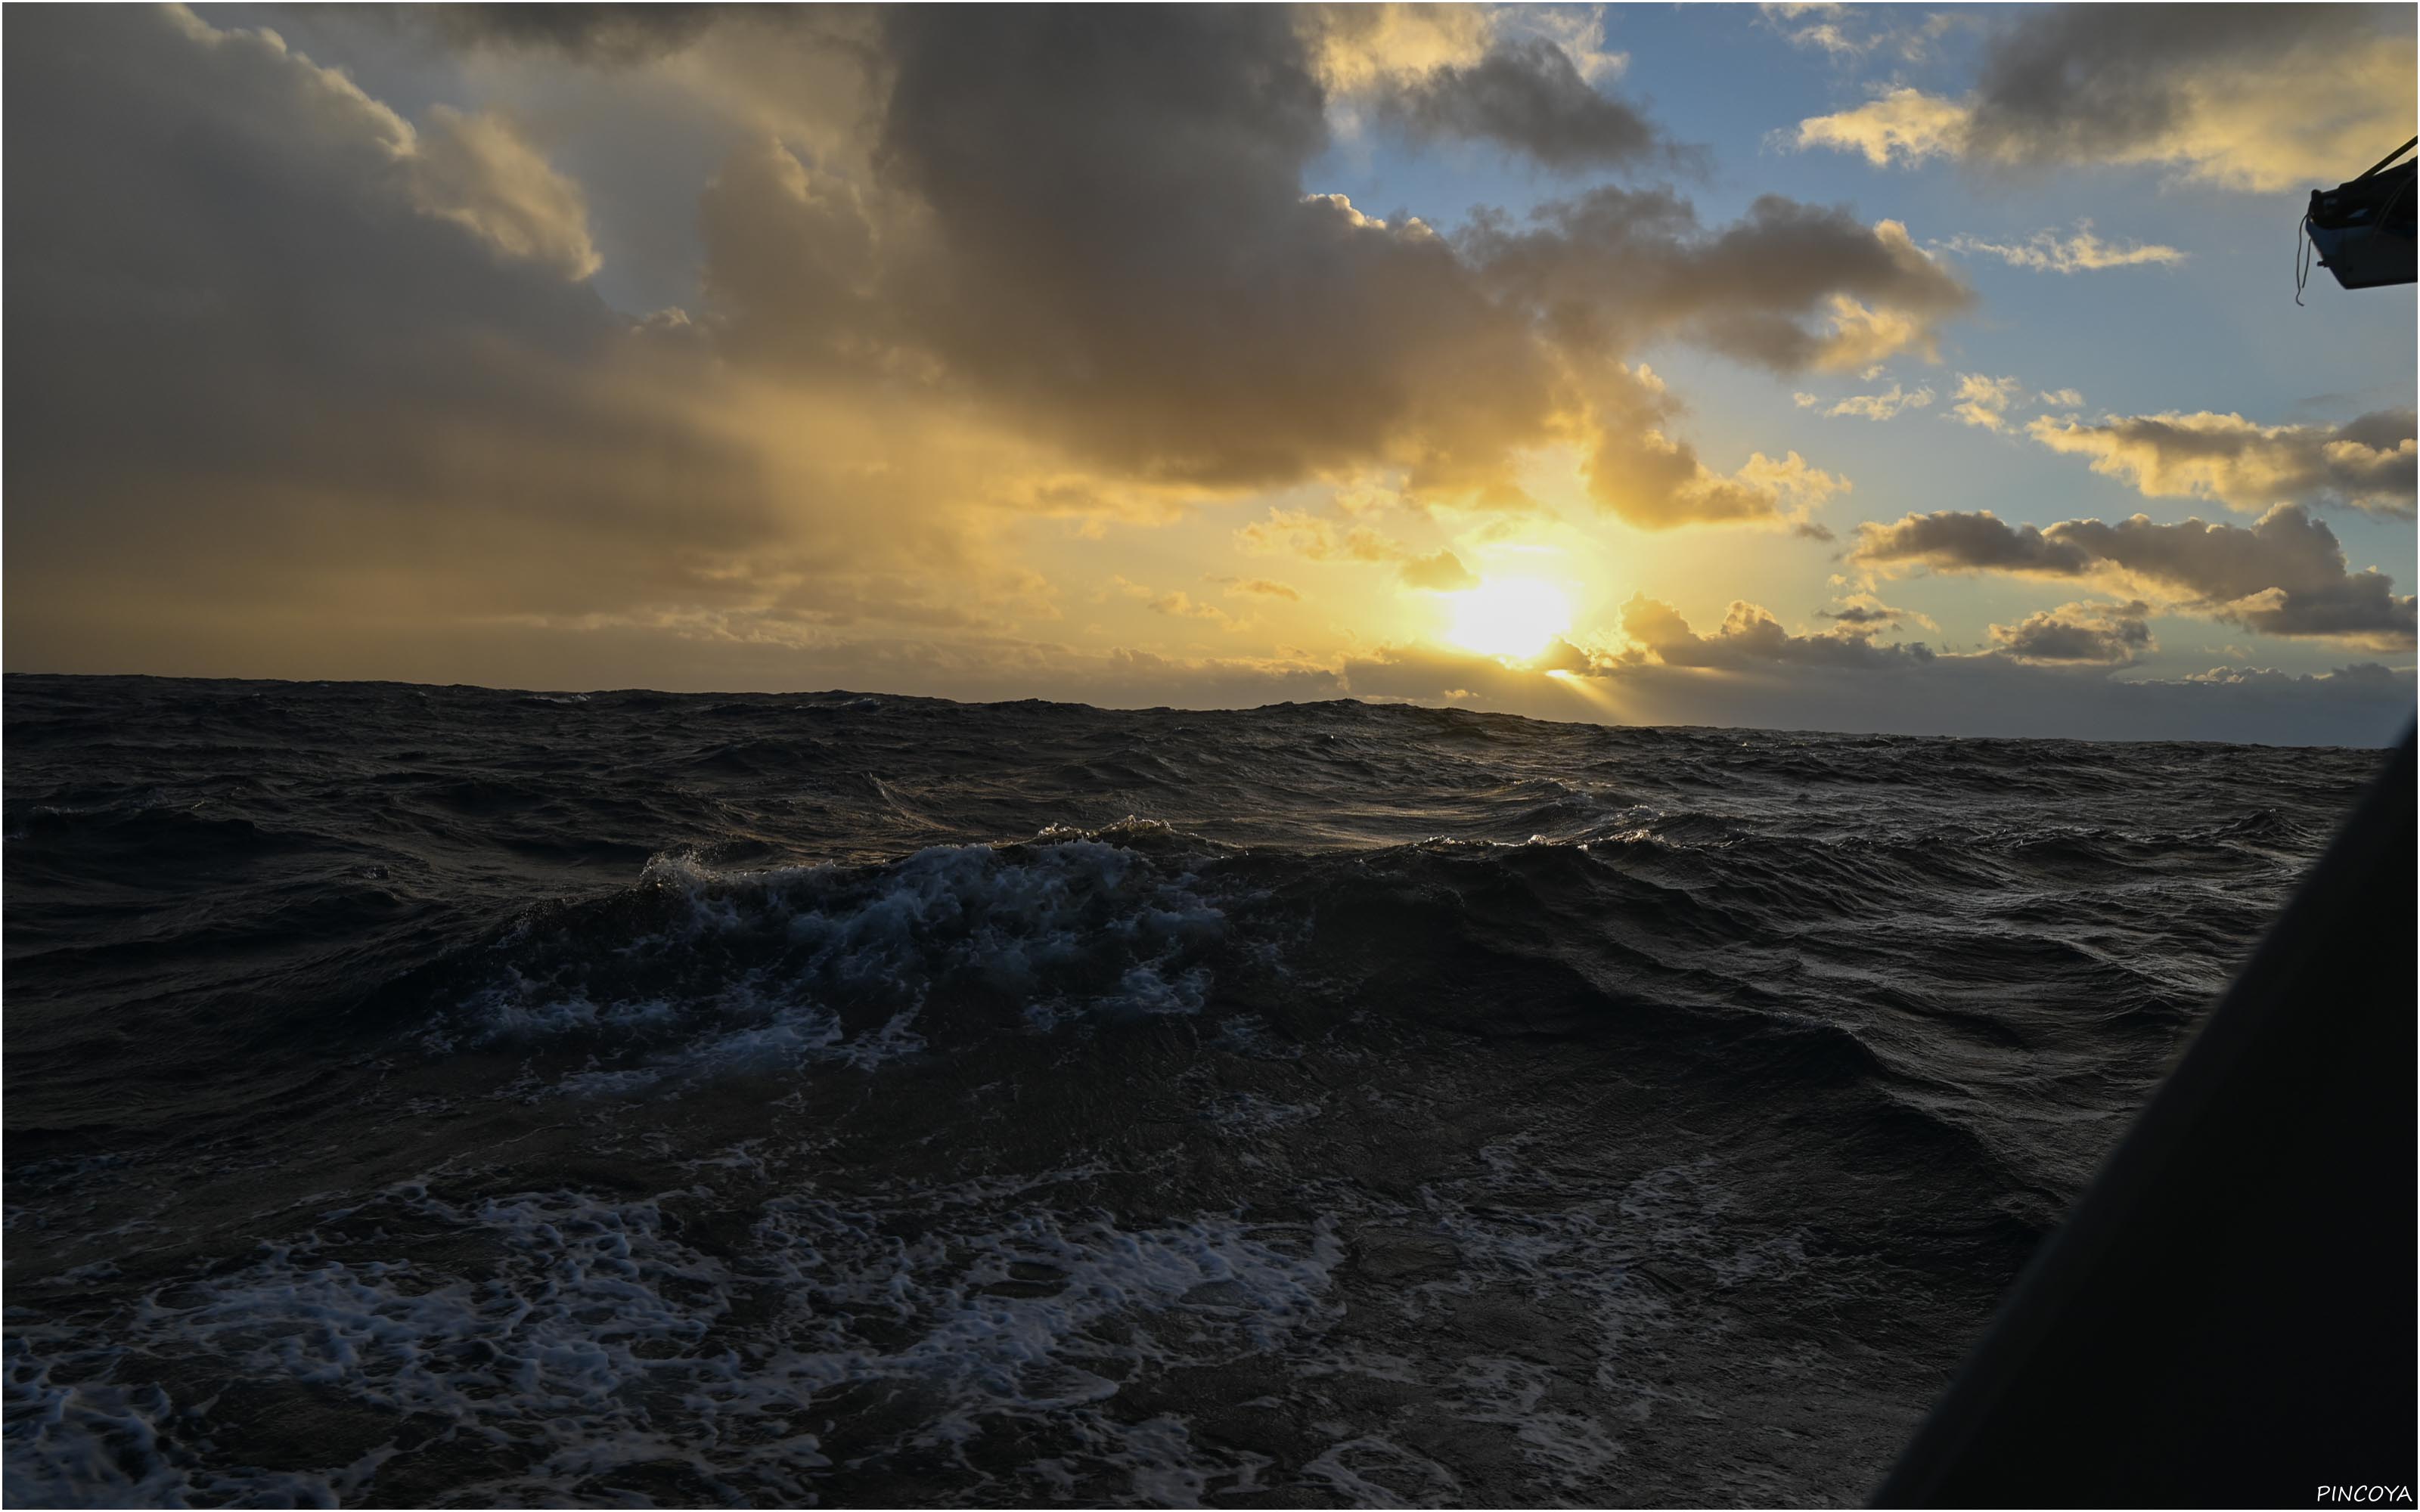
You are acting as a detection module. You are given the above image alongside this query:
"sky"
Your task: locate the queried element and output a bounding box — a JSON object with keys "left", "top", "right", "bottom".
{"left": 5, "top": 2, "right": 2416, "bottom": 744}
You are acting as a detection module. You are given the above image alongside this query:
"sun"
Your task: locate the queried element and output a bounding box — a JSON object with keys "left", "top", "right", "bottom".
{"left": 1443, "top": 578, "right": 1573, "bottom": 661}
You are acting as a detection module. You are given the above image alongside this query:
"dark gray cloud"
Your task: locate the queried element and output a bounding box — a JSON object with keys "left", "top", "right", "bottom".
{"left": 1962, "top": 5, "right": 2375, "bottom": 168}
{"left": 340, "top": 3, "right": 1971, "bottom": 524}
{"left": 5, "top": 8, "right": 768, "bottom": 591}
{"left": 1373, "top": 37, "right": 1664, "bottom": 169}
{"left": 1795, "top": 2, "right": 2412, "bottom": 189}
{"left": 689, "top": 7, "right": 1967, "bottom": 519}
{"left": 1853, "top": 505, "right": 2416, "bottom": 647}
{"left": 1464, "top": 189, "right": 1972, "bottom": 373}
{"left": 2, "top": 5, "right": 1032, "bottom": 681}
{"left": 1848, "top": 512, "right": 2091, "bottom": 573}
{"left": 410, "top": 4, "right": 735, "bottom": 61}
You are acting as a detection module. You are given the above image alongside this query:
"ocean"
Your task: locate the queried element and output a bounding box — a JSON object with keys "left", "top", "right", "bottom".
{"left": 1, "top": 674, "right": 2387, "bottom": 1507}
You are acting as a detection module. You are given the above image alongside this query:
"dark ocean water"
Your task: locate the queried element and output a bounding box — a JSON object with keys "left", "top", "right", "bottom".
{"left": 2, "top": 674, "right": 2387, "bottom": 1508}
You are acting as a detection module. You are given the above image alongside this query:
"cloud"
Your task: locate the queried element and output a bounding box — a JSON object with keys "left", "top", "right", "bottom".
{"left": 1793, "top": 5, "right": 2415, "bottom": 190}
{"left": 1144, "top": 590, "right": 1239, "bottom": 627}
{"left": 1306, "top": 2, "right": 1643, "bottom": 156}
{"left": 411, "top": 5, "right": 731, "bottom": 64}
{"left": 408, "top": 107, "right": 603, "bottom": 280}
{"left": 1852, "top": 504, "right": 2417, "bottom": 647}
{"left": 1988, "top": 600, "right": 2154, "bottom": 664}
{"left": 5, "top": 7, "right": 780, "bottom": 642}
{"left": 1615, "top": 595, "right": 1934, "bottom": 669}
{"left": 1948, "top": 373, "right": 2028, "bottom": 432}
{"left": 1467, "top": 197, "right": 1971, "bottom": 375}
{"left": 1584, "top": 386, "right": 1851, "bottom": 528}
{"left": 1401, "top": 550, "right": 1484, "bottom": 592}
{"left": 1758, "top": 4, "right": 1962, "bottom": 64}
{"left": 1803, "top": 382, "right": 1935, "bottom": 420}
{"left": 1818, "top": 592, "right": 1931, "bottom": 628}
{"left": 666, "top": 6, "right": 1955, "bottom": 518}
{"left": 1943, "top": 222, "right": 2185, "bottom": 273}
{"left": 1236, "top": 510, "right": 1408, "bottom": 563}
{"left": 1232, "top": 520, "right": 1485, "bottom": 596}
{"left": 1761, "top": 4, "right": 1878, "bottom": 58}
{"left": 2026, "top": 409, "right": 2418, "bottom": 519}
{"left": 1212, "top": 576, "right": 1303, "bottom": 601}
{"left": 1372, "top": 36, "right": 1667, "bottom": 169}
{"left": 1795, "top": 87, "right": 1972, "bottom": 166}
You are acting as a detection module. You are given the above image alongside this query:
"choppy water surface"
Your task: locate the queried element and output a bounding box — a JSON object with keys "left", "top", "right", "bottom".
{"left": 2, "top": 674, "right": 2384, "bottom": 1506}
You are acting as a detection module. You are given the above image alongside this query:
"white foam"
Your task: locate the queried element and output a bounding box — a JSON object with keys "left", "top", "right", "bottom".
{"left": 8, "top": 1175, "right": 1342, "bottom": 1505}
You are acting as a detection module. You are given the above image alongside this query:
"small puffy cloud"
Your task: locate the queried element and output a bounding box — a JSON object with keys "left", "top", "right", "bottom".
{"left": 1761, "top": 3, "right": 1877, "bottom": 58}
{"left": 2027, "top": 409, "right": 2417, "bottom": 518}
{"left": 1792, "top": 6, "right": 2414, "bottom": 191}
{"left": 1948, "top": 373, "right": 2028, "bottom": 431}
{"left": 1853, "top": 504, "right": 2416, "bottom": 647}
{"left": 1795, "top": 86, "right": 1970, "bottom": 165}
{"left": 1401, "top": 550, "right": 1483, "bottom": 592}
{"left": 1943, "top": 222, "right": 2185, "bottom": 274}
{"left": 1988, "top": 600, "right": 2154, "bottom": 664}
{"left": 2037, "top": 388, "right": 2085, "bottom": 410}
{"left": 1759, "top": 5, "right": 1959, "bottom": 64}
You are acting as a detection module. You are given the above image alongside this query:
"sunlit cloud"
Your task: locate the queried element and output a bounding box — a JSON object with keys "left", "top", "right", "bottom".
{"left": 1798, "top": 382, "right": 1936, "bottom": 420}
{"left": 1941, "top": 222, "right": 2185, "bottom": 274}
{"left": 1947, "top": 374, "right": 2028, "bottom": 432}
{"left": 2027, "top": 409, "right": 2418, "bottom": 519}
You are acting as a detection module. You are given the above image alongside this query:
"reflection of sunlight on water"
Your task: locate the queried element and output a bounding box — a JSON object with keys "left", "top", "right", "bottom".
{"left": 1444, "top": 578, "right": 1571, "bottom": 659}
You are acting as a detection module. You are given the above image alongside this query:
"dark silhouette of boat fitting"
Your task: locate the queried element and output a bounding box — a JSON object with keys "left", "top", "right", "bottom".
{"left": 2300, "top": 137, "right": 2416, "bottom": 300}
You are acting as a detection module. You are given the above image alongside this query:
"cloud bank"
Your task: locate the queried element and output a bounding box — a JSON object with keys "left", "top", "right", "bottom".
{"left": 1853, "top": 505, "right": 2417, "bottom": 648}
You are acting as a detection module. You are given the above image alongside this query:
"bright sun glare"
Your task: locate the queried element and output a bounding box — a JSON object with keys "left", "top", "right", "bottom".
{"left": 1444, "top": 578, "right": 1573, "bottom": 662}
